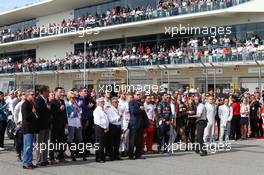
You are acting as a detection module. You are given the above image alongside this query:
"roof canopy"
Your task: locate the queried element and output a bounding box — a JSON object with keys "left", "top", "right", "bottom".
{"left": 0, "top": 0, "right": 110, "bottom": 26}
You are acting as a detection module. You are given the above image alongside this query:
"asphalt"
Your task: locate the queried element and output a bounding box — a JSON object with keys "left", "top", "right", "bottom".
{"left": 0, "top": 138, "right": 263, "bottom": 175}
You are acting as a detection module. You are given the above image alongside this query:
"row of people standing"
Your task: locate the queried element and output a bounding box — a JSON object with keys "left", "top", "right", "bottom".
{"left": 0, "top": 87, "right": 263, "bottom": 169}
{"left": 0, "top": 86, "right": 97, "bottom": 169}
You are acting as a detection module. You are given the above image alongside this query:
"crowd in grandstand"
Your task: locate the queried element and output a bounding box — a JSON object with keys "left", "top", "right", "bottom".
{"left": 0, "top": 84, "right": 263, "bottom": 170}
{"left": 0, "top": 0, "right": 248, "bottom": 43}
{"left": 0, "top": 35, "right": 263, "bottom": 73}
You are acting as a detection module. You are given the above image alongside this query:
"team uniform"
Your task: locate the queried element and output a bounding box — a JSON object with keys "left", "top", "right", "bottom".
{"left": 204, "top": 102, "right": 216, "bottom": 143}
{"left": 118, "top": 98, "right": 130, "bottom": 156}
{"left": 218, "top": 104, "right": 233, "bottom": 142}
{"left": 142, "top": 102, "right": 156, "bottom": 153}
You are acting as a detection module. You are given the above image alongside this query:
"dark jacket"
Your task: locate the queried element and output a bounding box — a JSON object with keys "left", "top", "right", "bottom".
{"left": 87, "top": 98, "right": 96, "bottom": 121}
{"left": 157, "top": 101, "right": 172, "bottom": 120}
{"left": 22, "top": 100, "right": 37, "bottom": 134}
{"left": 50, "top": 99, "right": 67, "bottom": 129}
{"left": 128, "top": 99, "right": 145, "bottom": 129}
{"left": 35, "top": 95, "right": 51, "bottom": 131}
{"left": 0, "top": 100, "right": 8, "bottom": 121}
{"left": 77, "top": 96, "right": 89, "bottom": 119}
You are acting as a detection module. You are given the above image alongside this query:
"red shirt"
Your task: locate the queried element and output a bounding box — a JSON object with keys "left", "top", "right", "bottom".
{"left": 232, "top": 102, "right": 240, "bottom": 116}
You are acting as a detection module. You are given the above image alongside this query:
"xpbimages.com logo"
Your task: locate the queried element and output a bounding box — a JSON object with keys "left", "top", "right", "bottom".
{"left": 98, "top": 82, "right": 167, "bottom": 95}
{"left": 164, "top": 141, "right": 232, "bottom": 154}
{"left": 33, "top": 141, "right": 100, "bottom": 154}
{"left": 38, "top": 26, "right": 100, "bottom": 38}
{"left": 165, "top": 24, "right": 232, "bottom": 37}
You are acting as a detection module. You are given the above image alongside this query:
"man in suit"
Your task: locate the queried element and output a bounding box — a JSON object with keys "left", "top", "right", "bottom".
{"left": 35, "top": 85, "right": 51, "bottom": 166}
{"left": 22, "top": 89, "right": 38, "bottom": 170}
{"left": 128, "top": 92, "right": 145, "bottom": 160}
{"left": 49, "top": 87, "right": 68, "bottom": 164}
{"left": 77, "top": 87, "right": 90, "bottom": 157}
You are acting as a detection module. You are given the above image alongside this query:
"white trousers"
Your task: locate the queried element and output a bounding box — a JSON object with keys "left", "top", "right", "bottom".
{"left": 203, "top": 120, "right": 215, "bottom": 143}
{"left": 120, "top": 129, "right": 130, "bottom": 152}
{"left": 219, "top": 122, "right": 231, "bottom": 143}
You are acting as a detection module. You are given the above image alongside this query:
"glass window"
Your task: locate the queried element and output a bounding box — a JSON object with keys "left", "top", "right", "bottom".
{"left": 5, "top": 19, "right": 36, "bottom": 32}
{"left": 126, "top": 0, "right": 157, "bottom": 9}
{"left": 256, "top": 23, "right": 264, "bottom": 31}
{"left": 246, "top": 23, "right": 257, "bottom": 32}
{"left": 74, "top": 1, "right": 121, "bottom": 18}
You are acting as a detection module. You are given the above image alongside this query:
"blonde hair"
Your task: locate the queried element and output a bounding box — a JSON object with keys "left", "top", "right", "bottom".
{"left": 67, "top": 91, "right": 76, "bottom": 100}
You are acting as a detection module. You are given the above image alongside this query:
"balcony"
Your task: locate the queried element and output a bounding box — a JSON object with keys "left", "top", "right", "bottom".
{"left": 1, "top": 48, "right": 263, "bottom": 75}
{"left": 0, "top": 0, "right": 251, "bottom": 45}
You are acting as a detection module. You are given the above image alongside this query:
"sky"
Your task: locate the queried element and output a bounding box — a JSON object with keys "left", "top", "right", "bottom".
{"left": 0, "top": 0, "right": 42, "bottom": 13}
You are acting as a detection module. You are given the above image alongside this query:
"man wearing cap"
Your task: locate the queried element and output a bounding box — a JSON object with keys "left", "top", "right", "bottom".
{"left": 107, "top": 97, "right": 122, "bottom": 160}
{"left": 93, "top": 97, "right": 109, "bottom": 163}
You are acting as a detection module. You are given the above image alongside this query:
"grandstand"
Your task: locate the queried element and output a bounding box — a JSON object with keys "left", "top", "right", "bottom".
{"left": 0, "top": 0, "right": 264, "bottom": 94}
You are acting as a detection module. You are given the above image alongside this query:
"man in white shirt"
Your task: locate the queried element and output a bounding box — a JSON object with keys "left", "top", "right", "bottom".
{"left": 189, "top": 95, "right": 208, "bottom": 156}
{"left": 93, "top": 97, "right": 109, "bottom": 163}
{"left": 104, "top": 91, "right": 111, "bottom": 111}
{"left": 143, "top": 95, "right": 156, "bottom": 153}
{"left": 204, "top": 95, "right": 216, "bottom": 143}
{"left": 118, "top": 92, "right": 130, "bottom": 157}
{"left": 107, "top": 97, "right": 122, "bottom": 160}
{"left": 13, "top": 92, "right": 26, "bottom": 161}
{"left": 218, "top": 98, "right": 233, "bottom": 143}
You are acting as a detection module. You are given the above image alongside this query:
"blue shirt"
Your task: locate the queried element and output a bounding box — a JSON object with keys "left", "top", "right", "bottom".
{"left": 66, "top": 101, "right": 81, "bottom": 128}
